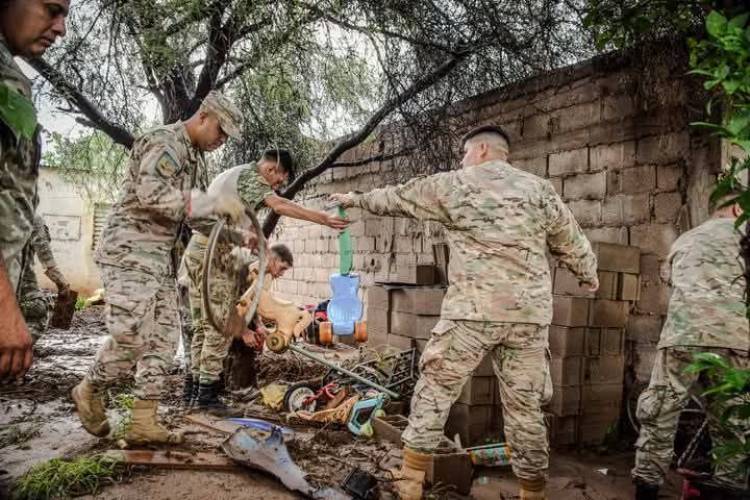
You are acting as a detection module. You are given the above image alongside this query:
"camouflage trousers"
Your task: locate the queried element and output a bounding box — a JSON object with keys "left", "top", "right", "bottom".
{"left": 183, "top": 234, "right": 234, "bottom": 384}
{"left": 402, "top": 319, "right": 552, "bottom": 483}
{"left": 176, "top": 283, "right": 193, "bottom": 371}
{"left": 86, "top": 263, "right": 179, "bottom": 400}
{"left": 633, "top": 347, "right": 750, "bottom": 489}
{"left": 18, "top": 263, "right": 49, "bottom": 343}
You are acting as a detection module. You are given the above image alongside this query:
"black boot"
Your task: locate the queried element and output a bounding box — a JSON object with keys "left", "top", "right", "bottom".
{"left": 182, "top": 374, "right": 196, "bottom": 407}
{"left": 195, "top": 382, "right": 240, "bottom": 416}
{"left": 634, "top": 480, "right": 659, "bottom": 500}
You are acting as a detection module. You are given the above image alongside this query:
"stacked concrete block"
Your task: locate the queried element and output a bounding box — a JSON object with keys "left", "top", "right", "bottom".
{"left": 366, "top": 284, "right": 502, "bottom": 446}
{"left": 546, "top": 242, "right": 639, "bottom": 446}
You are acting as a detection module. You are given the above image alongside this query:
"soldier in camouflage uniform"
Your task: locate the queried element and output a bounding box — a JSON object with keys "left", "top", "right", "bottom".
{"left": 0, "top": 0, "right": 69, "bottom": 380}
{"left": 632, "top": 194, "right": 750, "bottom": 499}
{"left": 331, "top": 125, "right": 599, "bottom": 500}
{"left": 19, "top": 214, "right": 70, "bottom": 342}
{"left": 71, "top": 90, "right": 245, "bottom": 444}
{"left": 179, "top": 151, "right": 347, "bottom": 412}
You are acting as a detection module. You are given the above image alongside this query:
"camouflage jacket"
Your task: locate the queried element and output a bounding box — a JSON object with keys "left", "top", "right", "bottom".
{"left": 189, "top": 162, "right": 273, "bottom": 237}
{"left": 351, "top": 160, "right": 598, "bottom": 324}
{"left": 658, "top": 218, "right": 749, "bottom": 351}
{"left": 96, "top": 121, "right": 206, "bottom": 277}
{"left": 27, "top": 215, "right": 66, "bottom": 286}
{"left": 0, "top": 35, "right": 41, "bottom": 280}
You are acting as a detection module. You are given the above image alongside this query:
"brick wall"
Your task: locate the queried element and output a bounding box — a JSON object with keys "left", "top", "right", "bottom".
{"left": 271, "top": 46, "right": 721, "bottom": 384}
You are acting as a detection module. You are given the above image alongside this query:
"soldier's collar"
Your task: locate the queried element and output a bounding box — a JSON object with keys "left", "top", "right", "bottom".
{"left": 178, "top": 121, "right": 200, "bottom": 162}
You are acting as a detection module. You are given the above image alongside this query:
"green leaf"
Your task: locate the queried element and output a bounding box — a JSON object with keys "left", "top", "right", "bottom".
{"left": 728, "top": 13, "right": 749, "bottom": 30}
{"left": 0, "top": 83, "right": 37, "bottom": 140}
{"left": 706, "top": 11, "right": 728, "bottom": 38}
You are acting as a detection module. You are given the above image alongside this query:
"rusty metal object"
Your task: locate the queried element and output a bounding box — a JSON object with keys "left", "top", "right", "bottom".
{"left": 49, "top": 289, "right": 78, "bottom": 329}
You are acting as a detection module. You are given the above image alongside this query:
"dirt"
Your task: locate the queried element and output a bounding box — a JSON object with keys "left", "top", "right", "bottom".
{"left": 1, "top": 306, "right": 684, "bottom": 500}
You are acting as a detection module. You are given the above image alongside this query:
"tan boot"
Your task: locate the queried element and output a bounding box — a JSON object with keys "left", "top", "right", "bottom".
{"left": 123, "top": 399, "right": 183, "bottom": 445}
{"left": 395, "top": 447, "right": 431, "bottom": 500}
{"left": 519, "top": 477, "right": 547, "bottom": 500}
{"left": 71, "top": 378, "right": 110, "bottom": 437}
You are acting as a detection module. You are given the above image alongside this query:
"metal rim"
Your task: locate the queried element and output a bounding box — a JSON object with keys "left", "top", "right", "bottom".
{"left": 202, "top": 209, "right": 267, "bottom": 336}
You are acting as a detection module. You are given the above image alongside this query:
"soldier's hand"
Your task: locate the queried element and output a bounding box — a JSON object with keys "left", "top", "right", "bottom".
{"left": 323, "top": 214, "right": 349, "bottom": 231}
{"left": 328, "top": 193, "right": 354, "bottom": 208}
{"left": 0, "top": 308, "right": 33, "bottom": 380}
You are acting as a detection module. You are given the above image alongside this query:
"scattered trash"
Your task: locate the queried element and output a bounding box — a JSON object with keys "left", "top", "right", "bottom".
{"left": 347, "top": 394, "right": 386, "bottom": 437}
{"left": 466, "top": 442, "right": 512, "bottom": 467}
{"left": 596, "top": 468, "right": 609, "bottom": 476}
{"left": 296, "top": 395, "right": 360, "bottom": 425}
{"left": 223, "top": 426, "right": 350, "bottom": 499}
{"left": 226, "top": 418, "right": 295, "bottom": 441}
{"left": 476, "top": 476, "right": 489, "bottom": 485}
{"left": 341, "top": 468, "right": 379, "bottom": 500}
{"left": 102, "top": 450, "right": 236, "bottom": 471}
{"left": 260, "top": 383, "right": 288, "bottom": 410}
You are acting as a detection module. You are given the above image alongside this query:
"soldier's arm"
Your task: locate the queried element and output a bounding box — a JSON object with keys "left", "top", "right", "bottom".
{"left": 346, "top": 175, "right": 451, "bottom": 223}
{"left": 264, "top": 194, "right": 348, "bottom": 230}
{"left": 544, "top": 186, "right": 598, "bottom": 286}
{"left": 0, "top": 259, "right": 32, "bottom": 379}
{"left": 135, "top": 144, "right": 189, "bottom": 221}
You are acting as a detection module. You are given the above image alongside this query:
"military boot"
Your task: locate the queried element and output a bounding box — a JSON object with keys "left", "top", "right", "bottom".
{"left": 182, "top": 374, "right": 196, "bottom": 407}
{"left": 519, "top": 477, "right": 547, "bottom": 500}
{"left": 634, "top": 480, "right": 659, "bottom": 500}
{"left": 395, "top": 447, "right": 431, "bottom": 500}
{"left": 195, "top": 382, "right": 241, "bottom": 417}
{"left": 71, "top": 378, "right": 110, "bottom": 437}
{"left": 123, "top": 399, "right": 183, "bottom": 445}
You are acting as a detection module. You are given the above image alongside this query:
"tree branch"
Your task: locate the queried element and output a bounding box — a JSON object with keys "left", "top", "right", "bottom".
{"left": 30, "top": 58, "right": 135, "bottom": 148}
{"left": 262, "top": 53, "right": 467, "bottom": 236}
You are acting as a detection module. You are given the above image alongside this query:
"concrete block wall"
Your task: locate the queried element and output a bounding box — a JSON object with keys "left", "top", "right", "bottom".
{"left": 272, "top": 47, "right": 722, "bottom": 384}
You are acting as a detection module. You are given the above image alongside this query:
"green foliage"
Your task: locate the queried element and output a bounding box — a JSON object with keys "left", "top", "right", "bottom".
{"left": 74, "top": 296, "right": 87, "bottom": 311}
{"left": 582, "top": 0, "right": 707, "bottom": 49}
{"left": 689, "top": 11, "right": 750, "bottom": 227}
{"left": 43, "top": 131, "right": 127, "bottom": 203}
{"left": 0, "top": 424, "right": 41, "bottom": 449}
{"left": 685, "top": 353, "right": 750, "bottom": 464}
{"left": 0, "top": 83, "right": 37, "bottom": 140}
{"left": 12, "top": 455, "right": 123, "bottom": 499}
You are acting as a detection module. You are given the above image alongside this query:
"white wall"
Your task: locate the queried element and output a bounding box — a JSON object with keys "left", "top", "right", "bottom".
{"left": 34, "top": 168, "right": 103, "bottom": 296}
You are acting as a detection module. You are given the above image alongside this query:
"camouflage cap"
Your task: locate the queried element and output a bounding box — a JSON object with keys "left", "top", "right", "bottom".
{"left": 200, "top": 90, "right": 243, "bottom": 139}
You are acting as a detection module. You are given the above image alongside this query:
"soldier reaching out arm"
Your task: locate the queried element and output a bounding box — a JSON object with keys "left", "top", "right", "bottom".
{"left": 330, "top": 125, "right": 598, "bottom": 500}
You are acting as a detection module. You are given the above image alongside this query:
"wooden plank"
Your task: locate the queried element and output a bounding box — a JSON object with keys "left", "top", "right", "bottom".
{"left": 184, "top": 413, "right": 242, "bottom": 435}
{"left": 103, "top": 450, "right": 238, "bottom": 471}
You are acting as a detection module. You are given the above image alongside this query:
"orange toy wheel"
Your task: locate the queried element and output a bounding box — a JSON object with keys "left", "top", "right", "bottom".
{"left": 354, "top": 321, "right": 368, "bottom": 343}
{"left": 319, "top": 321, "right": 333, "bottom": 345}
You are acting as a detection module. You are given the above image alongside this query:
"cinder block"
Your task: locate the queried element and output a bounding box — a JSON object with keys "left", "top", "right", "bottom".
{"left": 445, "top": 403, "right": 503, "bottom": 447}
{"left": 552, "top": 296, "right": 590, "bottom": 327}
{"left": 391, "top": 287, "right": 446, "bottom": 315}
{"left": 578, "top": 410, "right": 620, "bottom": 445}
{"left": 432, "top": 244, "right": 450, "bottom": 286}
{"left": 602, "top": 328, "right": 626, "bottom": 355}
{"left": 367, "top": 285, "right": 390, "bottom": 311}
{"left": 590, "top": 141, "right": 636, "bottom": 172}
{"left": 567, "top": 199, "right": 601, "bottom": 226}
{"left": 545, "top": 385, "right": 581, "bottom": 416}
{"left": 618, "top": 273, "right": 640, "bottom": 301}
{"left": 392, "top": 254, "right": 438, "bottom": 285}
{"left": 626, "top": 314, "right": 663, "bottom": 344}
{"left": 584, "top": 227, "right": 629, "bottom": 245}
{"left": 549, "top": 356, "right": 584, "bottom": 386}
{"left": 629, "top": 223, "right": 679, "bottom": 256}
{"left": 386, "top": 333, "right": 420, "bottom": 351}
{"left": 581, "top": 383, "right": 623, "bottom": 414}
{"left": 428, "top": 443, "right": 474, "bottom": 496}
{"left": 636, "top": 132, "right": 689, "bottom": 165}
{"left": 547, "top": 413, "right": 579, "bottom": 447}
{"left": 549, "top": 148, "right": 588, "bottom": 177}
{"left": 585, "top": 328, "right": 601, "bottom": 356}
{"left": 588, "top": 299, "right": 629, "bottom": 328}
{"left": 584, "top": 356, "right": 626, "bottom": 385}
{"left": 597, "top": 271, "right": 619, "bottom": 300}
{"left": 390, "top": 312, "right": 440, "bottom": 340}
{"left": 654, "top": 192, "right": 683, "bottom": 223}
{"left": 621, "top": 193, "right": 651, "bottom": 225}
{"left": 656, "top": 164, "right": 683, "bottom": 191}
{"left": 548, "top": 326, "right": 585, "bottom": 357}
{"left": 563, "top": 172, "right": 606, "bottom": 200}
{"left": 457, "top": 376, "right": 497, "bottom": 405}
{"left": 592, "top": 242, "right": 640, "bottom": 273}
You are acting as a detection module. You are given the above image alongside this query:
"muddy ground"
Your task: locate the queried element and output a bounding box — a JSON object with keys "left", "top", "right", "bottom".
{"left": 0, "top": 306, "right": 683, "bottom": 499}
